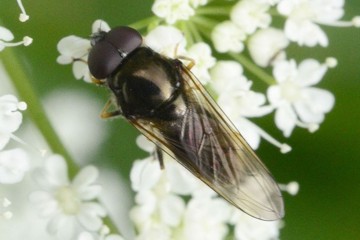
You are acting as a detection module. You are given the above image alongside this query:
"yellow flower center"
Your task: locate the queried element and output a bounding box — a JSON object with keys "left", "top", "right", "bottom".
{"left": 55, "top": 186, "right": 80, "bottom": 215}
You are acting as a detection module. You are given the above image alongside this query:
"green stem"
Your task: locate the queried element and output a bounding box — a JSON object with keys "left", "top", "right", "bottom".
{"left": 177, "top": 21, "right": 195, "bottom": 47}
{"left": 187, "top": 21, "right": 204, "bottom": 43}
{"left": 196, "top": 5, "right": 232, "bottom": 16}
{"left": 1, "top": 48, "right": 78, "bottom": 177}
{"left": 128, "top": 16, "right": 158, "bottom": 31}
{"left": 191, "top": 16, "right": 219, "bottom": 40}
{"left": 229, "top": 52, "right": 276, "bottom": 85}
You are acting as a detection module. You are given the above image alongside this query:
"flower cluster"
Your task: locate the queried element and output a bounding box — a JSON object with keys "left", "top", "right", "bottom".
{"left": 0, "top": 0, "right": 357, "bottom": 238}
{"left": 0, "top": 95, "right": 29, "bottom": 185}
{"left": 30, "top": 155, "right": 106, "bottom": 240}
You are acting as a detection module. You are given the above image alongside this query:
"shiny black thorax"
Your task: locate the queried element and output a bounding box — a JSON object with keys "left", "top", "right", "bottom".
{"left": 107, "top": 47, "right": 187, "bottom": 121}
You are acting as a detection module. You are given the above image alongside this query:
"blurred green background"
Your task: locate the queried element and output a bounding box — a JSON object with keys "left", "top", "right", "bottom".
{"left": 1, "top": 1, "right": 359, "bottom": 239}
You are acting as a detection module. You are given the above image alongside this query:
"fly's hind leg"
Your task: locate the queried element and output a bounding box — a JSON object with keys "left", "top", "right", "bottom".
{"left": 173, "top": 43, "right": 196, "bottom": 70}
{"left": 155, "top": 146, "right": 165, "bottom": 170}
{"left": 176, "top": 55, "right": 195, "bottom": 70}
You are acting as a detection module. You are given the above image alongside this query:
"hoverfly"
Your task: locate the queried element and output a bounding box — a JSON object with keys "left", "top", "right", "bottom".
{"left": 88, "top": 26, "right": 284, "bottom": 220}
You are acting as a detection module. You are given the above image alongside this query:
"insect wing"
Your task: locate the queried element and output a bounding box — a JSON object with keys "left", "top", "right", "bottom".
{"left": 131, "top": 62, "right": 284, "bottom": 220}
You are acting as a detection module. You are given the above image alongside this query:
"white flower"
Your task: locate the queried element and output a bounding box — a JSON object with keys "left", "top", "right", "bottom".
{"left": 0, "top": 26, "right": 32, "bottom": 51}
{"left": 277, "top": 0, "right": 345, "bottom": 47}
{"left": 152, "top": 0, "right": 195, "bottom": 24}
{"left": 133, "top": 135, "right": 200, "bottom": 195}
{"left": 56, "top": 19, "right": 110, "bottom": 82}
{"left": 211, "top": 61, "right": 272, "bottom": 148}
{"left": 77, "top": 229, "right": 124, "bottom": 240}
{"left": 56, "top": 36, "right": 91, "bottom": 82}
{"left": 267, "top": 59, "right": 335, "bottom": 137}
{"left": 211, "top": 61, "right": 291, "bottom": 152}
{"left": 211, "top": 21, "right": 246, "bottom": 53}
{"left": 0, "top": 94, "right": 27, "bottom": 150}
{"left": 0, "top": 197, "right": 12, "bottom": 220}
{"left": 187, "top": 42, "right": 216, "bottom": 84}
{"left": 130, "top": 156, "right": 187, "bottom": 231}
{"left": 91, "top": 19, "right": 111, "bottom": 34}
{"left": 145, "top": 25, "right": 187, "bottom": 58}
{"left": 30, "top": 155, "right": 105, "bottom": 240}
{"left": 177, "top": 197, "right": 231, "bottom": 240}
{"left": 248, "top": 28, "right": 289, "bottom": 67}
{"left": 0, "top": 148, "right": 29, "bottom": 184}
{"left": 230, "top": 211, "right": 282, "bottom": 240}
{"left": 230, "top": 0, "right": 272, "bottom": 34}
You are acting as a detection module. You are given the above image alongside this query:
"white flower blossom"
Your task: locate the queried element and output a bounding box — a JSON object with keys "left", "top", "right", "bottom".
{"left": 211, "top": 21, "right": 246, "bottom": 53}
{"left": 130, "top": 157, "right": 187, "bottom": 239}
{"left": 0, "top": 148, "right": 29, "bottom": 184}
{"left": 56, "top": 20, "right": 110, "bottom": 82}
{"left": 152, "top": 0, "right": 195, "bottom": 24}
{"left": 0, "top": 26, "right": 32, "bottom": 51}
{"left": 0, "top": 197, "right": 12, "bottom": 220}
{"left": 145, "top": 26, "right": 215, "bottom": 84}
{"left": 211, "top": 61, "right": 290, "bottom": 152}
{"left": 248, "top": 28, "right": 289, "bottom": 67}
{"left": 268, "top": 59, "right": 335, "bottom": 137}
{"left": 177, "top": 197, "right": 231, "bottom": 240}
{"left": 131, "top": 135, "right": 235, "bottom": 239}
{"left": 77, "top": 228, "right": 124, "bottom": 240}
{"left": 230, "top": 0, "right": 272, "bottom": 34}
{"left": 277, "top": 0, "right": 345, "bottom": 47}
{"left": 56, "top": 36, "right": 91, "bottom": 82}
{"left": 186, "top": 42, "right": 216, "bottom": 84}
{"left": 30, "top": 155, "right": 106, "bottom": 240}
{"left": 145, "top": 25, "right": 187, "bottom": 58}
{"left": 230, "top": 211, "right": 282, "bottom": 240}
{"left": 0, "top": 94, "right": 27, "bottom": 150}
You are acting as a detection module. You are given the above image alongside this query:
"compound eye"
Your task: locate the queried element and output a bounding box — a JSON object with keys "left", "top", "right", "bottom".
{"left": 105, "top": 27, "right": 142, "bottom": 55}
{"left": 88, "top": 41, "right": 122, "bottom": 79}
{"left": 88, "top": 26, "right": 143, "bottom": 79}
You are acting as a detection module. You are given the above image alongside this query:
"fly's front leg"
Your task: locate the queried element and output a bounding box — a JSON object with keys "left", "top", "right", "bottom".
{"left": 100, "top": 98, "right": 122, "bottom": 119}
{"left": 92, "top": 76, "right": 107, "bottom": 85}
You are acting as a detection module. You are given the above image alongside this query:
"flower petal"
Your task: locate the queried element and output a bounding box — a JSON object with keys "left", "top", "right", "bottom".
{"left": 0, "top": 148, "right": 29, "bottom": 184}
{"left": 294, "top": 88, "right": 335, "bottom": 123}
{"left": 275, "top": 105, "right": 297, "bottom": 137}
{"left": 130, "top": 158, "right": 162, "bottom": 192}
{"left": 72, "top": 165, "right": 99, "bottom": 192}
{"left": 296, "top": 59, "right": 327, "bottom": 86}
{"left": 0, "top": 26, "right": 14, "bottom": 41}
{"left": 160, "top": 194, "right": 185, "bottom": 226}
{"left": 78, "top": 202, "right": 107, "bottom": 231}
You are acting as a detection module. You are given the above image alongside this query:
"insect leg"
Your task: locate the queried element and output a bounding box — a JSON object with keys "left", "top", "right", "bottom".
{"left": 100, "top": 99, "right": 122, "bottom": 119}
{"left": 155, "top": 146, "right": 165, "bottom": 170}
{"left": 173, "top": 43, "right": 196, "bottom": 70}
{"left": 91, "top": 76, "right": 107, "bottom": 85}
{"left": 177, "top": 55, "right": 196, "bottom": 70}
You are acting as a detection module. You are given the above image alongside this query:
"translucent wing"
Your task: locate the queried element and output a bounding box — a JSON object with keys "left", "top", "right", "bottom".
{"left": 130, "top": 62, "right": 284, "bottom": 220}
